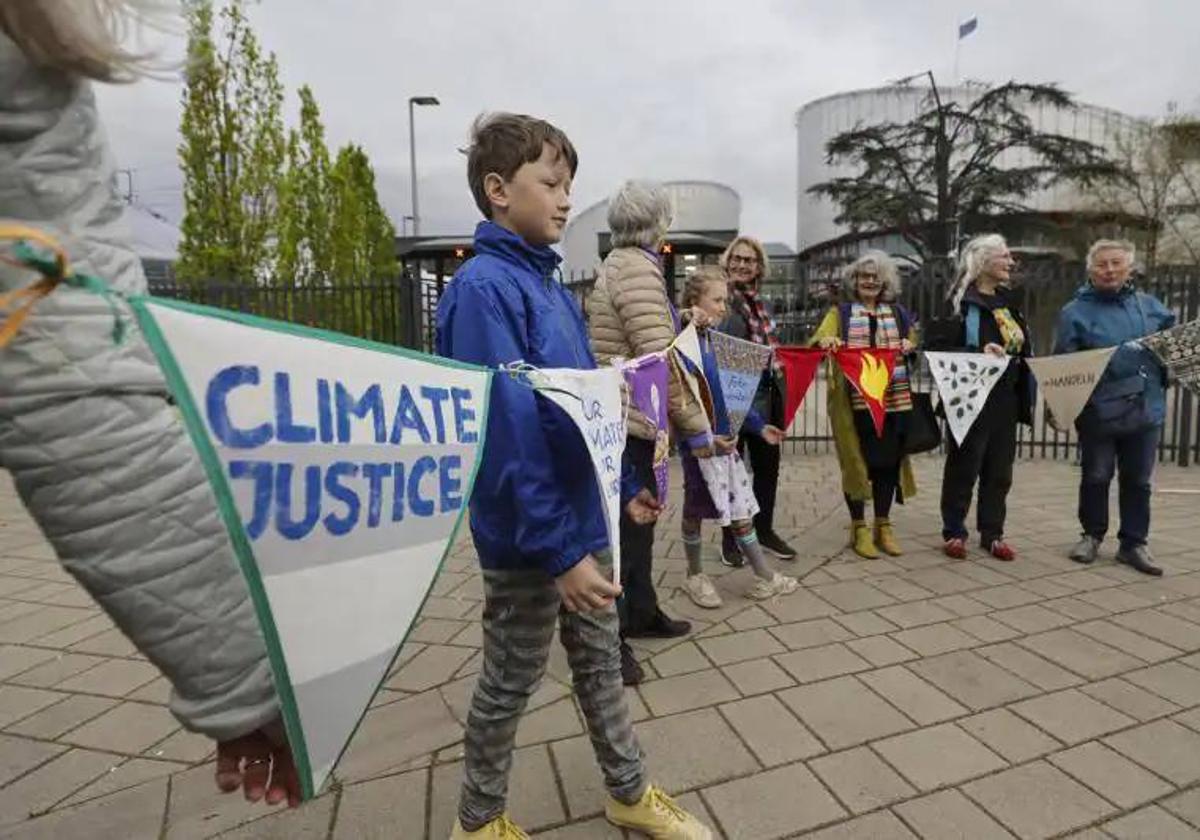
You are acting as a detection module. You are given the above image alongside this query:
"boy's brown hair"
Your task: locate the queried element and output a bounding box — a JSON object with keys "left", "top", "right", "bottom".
{"left": 466, "top": 112, "right": 579, "bottom": 218}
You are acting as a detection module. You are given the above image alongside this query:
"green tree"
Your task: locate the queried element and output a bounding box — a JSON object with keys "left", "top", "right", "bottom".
{"left": 809, "top": 80, "right": 1123, "bottom": 259}
{"left": 177, "top": 0, "right": 285, "bottom": 286}
{"left": 276, "top": 85, "right": 333, "bottom": 285}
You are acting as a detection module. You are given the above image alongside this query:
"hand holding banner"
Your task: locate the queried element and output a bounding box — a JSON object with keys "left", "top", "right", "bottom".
{"left": 834, "top": 348, "right": 899, "bottom": 437}
{"left": 623, "top": 354, "right": 670, "bottom": 503}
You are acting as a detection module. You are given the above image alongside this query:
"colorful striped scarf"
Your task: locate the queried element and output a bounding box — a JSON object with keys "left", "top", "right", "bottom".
{"left": 845, "top": 303, "right": 912, "bottom": 413}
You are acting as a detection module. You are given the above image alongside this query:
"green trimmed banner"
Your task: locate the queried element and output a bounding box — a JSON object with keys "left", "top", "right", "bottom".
{"left": 132, "top": 297, "right": 491, "bottom": 799}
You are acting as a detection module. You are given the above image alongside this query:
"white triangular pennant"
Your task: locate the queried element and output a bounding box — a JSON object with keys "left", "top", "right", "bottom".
{"left": 925, "top": 351, "right": 1012, "bottom": 445}
{"left": 529, "top": 366, "right": 627, "bottom": 582}
{"left": 133, "top": 298, "right": 491, "bottom": 799}
{"left": 1026, "top": 346, "right": 1117, "bottom": 431}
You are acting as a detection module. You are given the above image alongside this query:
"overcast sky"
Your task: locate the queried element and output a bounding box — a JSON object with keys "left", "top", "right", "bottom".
{"left": 97, "top": 0, "right": 1200, "bottom": 248}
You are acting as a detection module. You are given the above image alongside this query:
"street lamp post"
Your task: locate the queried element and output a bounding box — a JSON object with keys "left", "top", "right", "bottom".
{"left": 408, "top": 95, "right": 440, "bottom": 237}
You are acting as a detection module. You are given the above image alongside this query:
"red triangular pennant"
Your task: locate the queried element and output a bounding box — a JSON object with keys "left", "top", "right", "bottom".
{"left": 775, "top": 347, "right": 824, "bottom": 430}
{"left": 834, "top": 348, "right": 898, "bottom": 437}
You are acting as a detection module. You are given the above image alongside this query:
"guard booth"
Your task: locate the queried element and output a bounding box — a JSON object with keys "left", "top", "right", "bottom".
{"left": 597, "top": 230, "right": 735, "bottom": 304}
{"left": 395, "top": 235, "right": 474, "bottom": 351}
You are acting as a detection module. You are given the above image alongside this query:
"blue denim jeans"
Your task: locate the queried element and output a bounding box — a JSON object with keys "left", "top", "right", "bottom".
{"left": 1078, "top": 426, "right": 1159, "bottom": 549}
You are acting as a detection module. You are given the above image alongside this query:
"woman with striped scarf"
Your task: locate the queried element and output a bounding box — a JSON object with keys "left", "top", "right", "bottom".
{"left": 811, "top": 252, "right": 919, "bottom": 558}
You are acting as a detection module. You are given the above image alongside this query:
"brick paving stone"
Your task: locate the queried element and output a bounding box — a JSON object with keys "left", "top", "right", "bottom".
{"left": 67, "top": 628, "right": 136, "bottom": 658}
{"left": 1177, "top": 707, "right": 1200, "bottom": 733}
{"left": 958, "top": 707, "right": 1063, "bottom": 763}
{"left": 0, "top": 645, "right": 54, "bottom": 681}
{"left": 720, "top": 657, "right": 794, "bottom": 696}
{"left": 768, "top": 618, "right": 854, "bottom": 650}
{"left": 649, "top": 641, "right": 711, "bottom": 677}
{"left": 1049, "top": 741, "right": 1174, "bottom": 810}
{"left": 60, "top": 758, "right": 185, "bottom": 808}
{"left": 553, "top": 708, "right": 756, "bottom": 819}
{"left": 951, "top": 614, "right": 1022, "bottom": 643}
{"left": 891, "top": 622, "right": 978, "bottom": 656}
{"left": 216, "top": 795, "right": 335, "bottom": 840}
{"left": 2, "top": 776, "right": 166, "bottom": 840}
{"left": 0, "top": 685, "right": 64, "bottom": 728}
{"left": 1045, "top": 596, "right": 1110, "bottom": 622}
{"left": 1072, "top": 619, "right": 1182, "bottom": 662}
{"left": 831, "top": 611, "right": 899, "bottom": 637}
{"left": 386, "top": 644, "right": 475, "bottom": 693}
{"left": 55, "top": 658, "right": 160, "bottom": 698}
{"left": 858, "top": 665, "right": 967, "bottom": 725}
{"left": 702, "top": 762, "right": 847, "bottom": 840}
{"left": 697, "top": 628, "right": 786, "bottom": 665}
{"left": 1080, "top": 677, "right": 1181, "bottom": 722}
{"left": 929, "top": 593, "right": 992, "bottom": 617}
{"left": 907, "top": 649, "right": 1040, "bottom": 711}
{"left": 799, "top": 810, "right": 918, "bottom": 839}
{"left": 1162, "top": 789, "right": 1200, "bottom": 828}
{"left": 429, "top": 746, "right": 564, "bottom": 836}
{"left": 976, "top": 642, "right": 1084, "bottom": 690}
{"left": 774, "top": 642, "right": 872, "bottom": 684}
{"left": 640, "top": 669, "right": 740, "bottom": 717}
{"left": 1077, "top": 587, "right": 1155, "bottom": 613}
{"left": 0, "top": 748, "right": 119, "bottom": 826}
{"left": 1121, "top": 661, "right": 1200, "bottom": 707}
{"left": 951, "top": 563, "right": 1016, "bottom": 587}
{"left": 992, "top": 604, "right": 1074, "bottom": 635}
{"left": 875, "top": 600, "right": 958, "bottom": 629}
{"left": 904, "top": 568, "right": 980, "bottom": 596}
{"left": 845, "top": 635, "right": 918, "bottom": 667}
{"left": 779, "top": 676, "right": 914, "bottom": 751}
{"left": 969, "top": 584, "right": 1044, "bottom": 610}
{"left": 5, "top": 695, "right": 118, "bottom": 740}
{"left": 8, "top": 653, "right": 105, "bottom": 689}
{"left": 961, "top": 761, "right": 1116, "bottom": 840}
{"left": 759, "top": 590, "right": 840, "bottom": 623}
{"left": 531, "top": 817, "right": 624, "bottom": 839}
{"left": 1110, "top": 608, "right": 1200, "bottom": 649}
{"left": 1017, "top": 577, "right": 1081, "bottom": 600}
{"left": 867, "top": 575, "right": 935, "bottom": 603}
{"left": 1103, "top": 805, "right": 1200, "bottom": 839}
{"left": 725, "top": 604, "right": 776, "bottom": 631}
{"left": 1017, "top": 627, "right": 1145, "bottom": 680}
{"left": 872, "top": 722, "right": 1006, "bottom": 791}
{"left": 810, "top": 745, "right": 915, "bottom": 814}
{"left": 1011, "top": 688, "right": 1135, "bottom": 744}
{"left": 148, "top": 728, "right": 215, "bottom": 763}
{"left": 0, "top": 734, "right": 64, "bottom": 787}
{"left": 810, "top": 580, "right": 898, "bottom": 612}
{"left": 1104, "top": 719, "right": 1200, "bottom": 786}
{"left": 893, "top": 788, "right": 1015, "bottom": 840}
{"left": 60, "top": 701, "right": 178, "bottom": 755}
{"left": 718, "top": 694, "right": 825, "bottom": 766}
{"left": 0, "top": 607, "right": 95, "bottom": 645}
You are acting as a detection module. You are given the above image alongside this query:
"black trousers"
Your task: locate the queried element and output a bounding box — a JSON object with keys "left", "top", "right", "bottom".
{"left": 940, "top": 382, "right": 1018, "bottom": 545}
{"left": 618, "top": 437, "right": 659, "bottom": 632}
{"left": 738, "top": 429, "right": 782, "bottom": 535}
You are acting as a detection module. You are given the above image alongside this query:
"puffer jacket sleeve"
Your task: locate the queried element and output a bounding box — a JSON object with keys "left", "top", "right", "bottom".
{"left": 0, "top": 38, "right": 276, "bottom": 741}
{"left": 608, "top": 251, "right": 709, "bottom": 438}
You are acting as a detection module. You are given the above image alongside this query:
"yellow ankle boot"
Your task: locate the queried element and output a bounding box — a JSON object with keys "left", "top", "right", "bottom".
{"left": 874, "top": 518, "right": 903, "bottom": 556}
{"left": 850, "top": 520, "right": 879, "bottom": 559}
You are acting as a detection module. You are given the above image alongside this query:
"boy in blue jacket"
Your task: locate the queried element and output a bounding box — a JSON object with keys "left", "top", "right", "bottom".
{"left": 435, "top": 113, "right": 711, "bottom": 840}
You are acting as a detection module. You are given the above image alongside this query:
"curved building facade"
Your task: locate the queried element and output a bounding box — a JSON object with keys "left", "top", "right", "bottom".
{"left": 795, "top": 85, "right": 1142, "bottom": 258}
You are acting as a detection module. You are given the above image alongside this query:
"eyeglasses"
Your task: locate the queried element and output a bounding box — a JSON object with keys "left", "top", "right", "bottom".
{"left": 729, "top": 255, "right": 759, "bottom": 266}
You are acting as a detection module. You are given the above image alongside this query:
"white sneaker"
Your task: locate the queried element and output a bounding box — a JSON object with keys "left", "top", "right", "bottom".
{"left": 684, "top": 573, "right": 722, "bottom": 608}
{"left": 747, "top": 572, "right": 799, "bottom": 601}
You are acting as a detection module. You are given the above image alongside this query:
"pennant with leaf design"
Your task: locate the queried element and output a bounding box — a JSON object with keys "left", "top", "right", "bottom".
{"left": 925, "top": 351, "right": 1012, "bottom": 445}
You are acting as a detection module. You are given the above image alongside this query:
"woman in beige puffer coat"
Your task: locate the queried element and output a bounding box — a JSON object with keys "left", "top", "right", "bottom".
{"left": 587, "top": 180, "right": 710, "bottom": 682}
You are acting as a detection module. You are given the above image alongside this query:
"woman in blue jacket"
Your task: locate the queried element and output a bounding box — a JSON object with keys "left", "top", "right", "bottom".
{"left": 1053, "top": 240, "right": 1175, "bottom": 576}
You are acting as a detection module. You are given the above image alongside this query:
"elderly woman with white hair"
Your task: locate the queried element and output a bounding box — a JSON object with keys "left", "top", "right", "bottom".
{"left": 1053, "top": 239, "right": 1175, "bottom": 575}
{"left": 587, "top": 180, "right": 711, "bottom": 683}
{"left": 937, "top": 234, "right": 1035, "bottom": 562}
{"left": 811, "top": 251, "right": 919, "bottom": 558}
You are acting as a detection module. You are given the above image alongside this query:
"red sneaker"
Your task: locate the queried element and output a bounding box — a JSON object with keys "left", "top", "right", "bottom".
{"left": 943, "top": 538, "right": 967, "bottom": 559}
{"left": 988, "top": 540, "right": 1017, "bottom": 562}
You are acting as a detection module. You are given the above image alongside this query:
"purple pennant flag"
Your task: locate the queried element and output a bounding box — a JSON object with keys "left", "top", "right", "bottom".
{"left": 624, "top": 354, "right": 670, "bottom": 504}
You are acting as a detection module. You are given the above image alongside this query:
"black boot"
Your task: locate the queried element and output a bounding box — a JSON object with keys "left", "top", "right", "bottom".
{"left": 625, "top": 609, "right": 692, "bottom": 639}
{"left": 1116, "top": 544, "right": 1162, "bottom": 577}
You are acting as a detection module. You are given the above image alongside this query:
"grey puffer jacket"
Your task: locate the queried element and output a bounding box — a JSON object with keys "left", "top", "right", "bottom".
{"left": 0, "top": 35, "right": 276, "bottom": 741}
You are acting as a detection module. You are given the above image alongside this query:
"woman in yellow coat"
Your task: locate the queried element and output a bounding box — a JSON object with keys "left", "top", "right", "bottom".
{"left": 810, "top": 252, "right": 919, "bottom": 558}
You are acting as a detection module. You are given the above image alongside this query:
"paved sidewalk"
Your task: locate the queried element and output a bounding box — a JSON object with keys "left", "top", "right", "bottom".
{"left": 3, "top": 454, "right": 1200, "bottom": 839}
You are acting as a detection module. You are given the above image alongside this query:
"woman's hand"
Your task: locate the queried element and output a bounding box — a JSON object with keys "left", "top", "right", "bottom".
{"left": 899, "top": 338, "right": 915, "bottom": 354}
{"left": 817, "top": 336, "right": 842, "bottom": 351}
{"left": 688, "top": 307, "right": 712, "bottom": 330}
{"left": 714, "top": 435, "right": 736, "bottom": 455}
{"left": 625, "top": 488, "right": 662, "bottom": 525}
{"left": 983, "top": 342, "right": 1006, "bottom": 357}
{"left": 760, "top": 425, "right": 785, "bottom": 446}
{"left": 216, "top": 721, "right": 301, "bottom": 808}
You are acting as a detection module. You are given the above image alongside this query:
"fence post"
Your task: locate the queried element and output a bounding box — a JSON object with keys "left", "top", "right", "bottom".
{"left": 1177, "top": 275, "right": 1198, "bottom": 467}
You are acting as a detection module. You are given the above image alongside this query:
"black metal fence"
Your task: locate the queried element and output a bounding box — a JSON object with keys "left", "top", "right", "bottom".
{"left": 151, "top": 259, "right": 1200, "bottom": 466}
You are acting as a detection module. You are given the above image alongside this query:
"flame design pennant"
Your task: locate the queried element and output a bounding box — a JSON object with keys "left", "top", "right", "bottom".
{"left": 834, "top": 348, "right": 899, "bottom": 437}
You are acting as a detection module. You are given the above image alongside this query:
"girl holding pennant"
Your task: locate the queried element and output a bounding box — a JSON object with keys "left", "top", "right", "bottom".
{"left": 936, "top": 234, "right": 1035, "bottom": 562}
{"left": 811, "top": 252, "right": 918, "bottom": 559}
{"left": 677, "top": 267, "right": 797, "bottom": 606}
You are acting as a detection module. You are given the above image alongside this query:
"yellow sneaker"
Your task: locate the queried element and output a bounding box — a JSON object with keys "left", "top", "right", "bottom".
{"left": 450, "top": 813, "right": 529, "bottom": 839}
{"left": 606, "top": 784, "right": 713, "bottom": 839}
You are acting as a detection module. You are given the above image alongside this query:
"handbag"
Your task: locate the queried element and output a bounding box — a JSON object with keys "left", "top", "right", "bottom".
{"left": 903, "top": 391, "right": 942, "bottom": 454}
